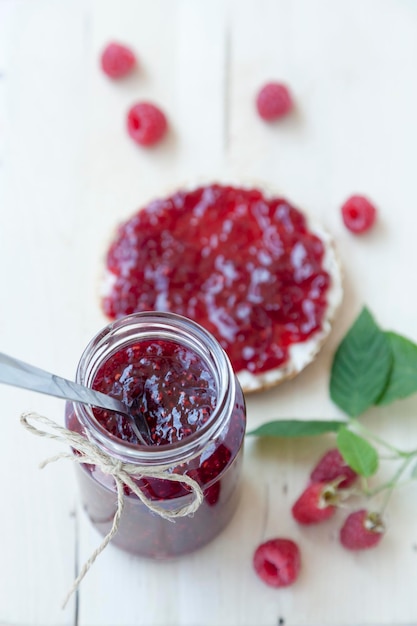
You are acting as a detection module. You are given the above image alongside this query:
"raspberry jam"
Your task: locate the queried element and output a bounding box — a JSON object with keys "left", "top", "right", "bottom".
{"left": 65, "top": 312, "right": 246, "bottom": 558}
{"left": 91, "top": 339, "right": 217, "bottom": 446}
{"left": 102, "top": 184, "right": 331, "bottom": 376}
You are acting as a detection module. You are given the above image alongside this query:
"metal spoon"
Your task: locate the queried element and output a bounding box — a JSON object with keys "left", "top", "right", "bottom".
{"left": 0, "top": 351, "right": 152, "bottom": 445}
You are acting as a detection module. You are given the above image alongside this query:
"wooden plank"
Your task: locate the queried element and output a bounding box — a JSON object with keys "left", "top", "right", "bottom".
{"left": 0, "top": 0, "right": 88, "bottom": 623}
{"left": 230, "top": 0, "right": 417, "bottom": 624}
{"left": 78, "top": 2, "right": 229, "bottom": 622}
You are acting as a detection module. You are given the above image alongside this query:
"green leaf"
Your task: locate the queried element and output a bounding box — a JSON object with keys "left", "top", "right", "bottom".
{"left": 247, "top": 419, "right": 345, "bottom": 438}
{"left": 377, "top": 332, "right": 417, "bottom": 405}
{"left": 330, "top": 307, "right": 392, "bottom": 417}
{"left": 336, "top": 427, "right": 379, "bottom": 477}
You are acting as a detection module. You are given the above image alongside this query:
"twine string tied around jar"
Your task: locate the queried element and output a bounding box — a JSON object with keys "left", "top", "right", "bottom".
{"left": 20, "top": 411, "right": 204, "bottom": 609}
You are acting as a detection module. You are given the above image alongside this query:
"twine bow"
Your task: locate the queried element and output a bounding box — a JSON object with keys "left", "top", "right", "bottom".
{"left": 20, "top": 411, "right": 204, "bottom": 609}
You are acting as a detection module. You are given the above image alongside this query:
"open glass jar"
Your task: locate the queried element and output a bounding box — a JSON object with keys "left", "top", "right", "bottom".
{"left": 65, "top": 312, "right": 246, "bottom": 558}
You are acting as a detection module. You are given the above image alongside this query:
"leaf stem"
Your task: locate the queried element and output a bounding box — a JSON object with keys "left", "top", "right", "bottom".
{"left": 382, "top": 457, "right": 413, "bottom": 513}
{"left": 352, "top": 421, "right": 402, "bottom": 455}
{"left": 368, "top": 456, "right": 414, "bottom": 513}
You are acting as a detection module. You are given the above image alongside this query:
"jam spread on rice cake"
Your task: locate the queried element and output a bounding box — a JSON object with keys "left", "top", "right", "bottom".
{"left": 102, "top": 184, "right": 342, "bottom": 392}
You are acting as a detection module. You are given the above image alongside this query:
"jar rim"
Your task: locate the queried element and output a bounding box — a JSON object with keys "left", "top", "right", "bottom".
{"left": 74, "top": 311, "right": 237, "bottom": 466}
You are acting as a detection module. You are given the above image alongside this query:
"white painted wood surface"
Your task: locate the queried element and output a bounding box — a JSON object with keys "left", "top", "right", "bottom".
{"left": 1, "top": 0, "right": 417, "bottom": 624}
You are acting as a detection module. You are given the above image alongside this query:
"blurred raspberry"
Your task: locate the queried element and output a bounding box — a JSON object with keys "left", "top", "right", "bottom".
{"left": 340, "top": 509, "right": 385, "bottom": 550}
{"left": 292, "top": 482, "right": 337, "bottom": 524}
{"left": 127, "top": 102, "right": 168, "bottom": 146}
{"left": 310, "top": 448, "right": 357, "bottom": 489}
{"left": 341, "top": 195, "right": 377, "bottom": 234}
{"left": 101, "top": 42, "right": 136, "bottom": 79}
{"left": 256, "top": 82, "right": 293, "bottom": 120}
{"left": 253, "top": 538, "right": 301, "bottom": 587}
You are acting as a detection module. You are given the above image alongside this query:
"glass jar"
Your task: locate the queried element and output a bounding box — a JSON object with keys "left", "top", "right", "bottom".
{"left": 65, "top": 312, "right": 246, "bottom": 558}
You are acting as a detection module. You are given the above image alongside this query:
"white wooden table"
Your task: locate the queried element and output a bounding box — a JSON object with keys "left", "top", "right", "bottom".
{"left": 1, "top": 1, "right": 417, "bottom": 624}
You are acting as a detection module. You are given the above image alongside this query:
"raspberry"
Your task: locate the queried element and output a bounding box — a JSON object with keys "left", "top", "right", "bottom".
{"left": 256, "top": 82, "right": 293, "bottom": 121}
{"left": 127, "top": 102, "right": 168, "bottom": 146}
{"left": 310, "top": 448, "right": 357, "bottom": 489}
{"left": 203, "top": 482, "right": 220, "bottom": 506}
{"left": 198, "top": 444, "right": 232, "bottom": 484}
{"left": 341, "top": 195, "right": 377, "bottom": 234}
{"left": 100, "top": 42, "right": 136, "bottom": 79}
{"left": 340, "top": 509, "right": 385, "bottom": 550}
{"left": 253, "top": 538, "right": 301, "bottom": 588}
{"left": 292, "top": 482, "right": 337, "bottom": 524}
{"left": 139, "top": 477, "right": 190, "bottom": 500}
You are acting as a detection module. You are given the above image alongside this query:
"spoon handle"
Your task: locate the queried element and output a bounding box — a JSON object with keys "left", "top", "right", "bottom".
{"left": 0, "top": 351, "right": 126, "bottom": 414}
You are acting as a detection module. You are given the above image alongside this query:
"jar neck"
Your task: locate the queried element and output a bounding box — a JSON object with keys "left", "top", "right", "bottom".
{"left": 74, "top": 312, "right": 236, "bottom": 467}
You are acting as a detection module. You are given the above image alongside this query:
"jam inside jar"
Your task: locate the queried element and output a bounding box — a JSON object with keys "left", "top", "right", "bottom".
{"left": 65, "top": 312, "right": 246, "bottom": 558}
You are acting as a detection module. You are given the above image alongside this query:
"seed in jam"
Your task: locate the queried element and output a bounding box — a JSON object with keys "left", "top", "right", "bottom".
{"left": 91, "top": 339, "right": 217, "bottom": 446}
{"left": 102, "top": 184, "right": 331, "bottom": 375}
